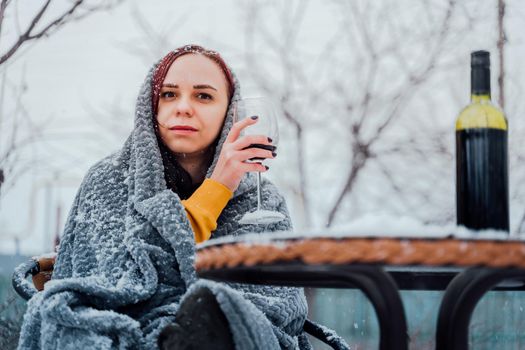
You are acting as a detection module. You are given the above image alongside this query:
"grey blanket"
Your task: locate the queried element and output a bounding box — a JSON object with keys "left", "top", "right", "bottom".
{"left": 17, "top": 56, "right": 314, "bottom": 349}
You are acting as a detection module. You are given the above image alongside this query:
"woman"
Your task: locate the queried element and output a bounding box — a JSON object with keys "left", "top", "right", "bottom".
{"left": 17, "top": 45, "right": 312, "bottom": 350}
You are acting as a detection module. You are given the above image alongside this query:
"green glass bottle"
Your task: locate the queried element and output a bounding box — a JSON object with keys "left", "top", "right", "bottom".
{"left": 456, "top": 50, "right": 509, "bottom": 232}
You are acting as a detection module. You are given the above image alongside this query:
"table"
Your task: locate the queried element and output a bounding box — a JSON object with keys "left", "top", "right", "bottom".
{"left": 195, "top": 232, "right": 525, "bottom": 350}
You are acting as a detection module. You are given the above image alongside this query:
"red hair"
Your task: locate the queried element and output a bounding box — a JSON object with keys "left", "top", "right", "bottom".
{"left": 151, "top": 45, "right": 235, "bottom": 116}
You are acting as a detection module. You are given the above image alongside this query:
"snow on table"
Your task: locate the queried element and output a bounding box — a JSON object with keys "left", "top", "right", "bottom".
{"left": 198, "top": 213, "right": 516, "bottom": 250}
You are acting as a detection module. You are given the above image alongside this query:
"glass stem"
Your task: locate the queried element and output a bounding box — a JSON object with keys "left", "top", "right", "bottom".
{"left": 256, "top": 172, "right": 262, "bottom": 211}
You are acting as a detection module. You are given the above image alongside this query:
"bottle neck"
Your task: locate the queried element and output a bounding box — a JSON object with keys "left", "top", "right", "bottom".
{"left": 471, "top": 65, "right": 491, "bottom": 100}
{"left": 471, "top": 93, "right": 491, "bottom": 103}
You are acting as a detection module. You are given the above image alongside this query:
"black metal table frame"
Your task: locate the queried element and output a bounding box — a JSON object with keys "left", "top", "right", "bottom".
{"left": 198, "top": 262, "right": 525, "bottom": 350}
{"left": 201, "top": 263, "right": 408, "bottom": 350}
{"left": 436, "top": 267, "right": 525, "bottom": 350}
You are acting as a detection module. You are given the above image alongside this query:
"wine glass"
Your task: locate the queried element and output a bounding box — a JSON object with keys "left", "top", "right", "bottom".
{"left": 234, "top": 96, "right": 286, "bottom": 225}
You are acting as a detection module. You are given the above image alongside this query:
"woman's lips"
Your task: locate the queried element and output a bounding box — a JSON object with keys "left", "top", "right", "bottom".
{"left": 169, "top": 126, "right": 198, "bottom": 135}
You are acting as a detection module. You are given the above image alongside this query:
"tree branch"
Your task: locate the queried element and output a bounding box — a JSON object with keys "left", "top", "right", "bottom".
{"left": 497, "top": 0, "right": 506, "bottom": 109}
{"left": 0, "top": 0, "right": 11, "bottom": 38}
{"left": 0, "top": 0, "right": 53, "bottom": 65}
{"left": 325, "top": 0, "right": 457, "bottom": 226}
{"left": 0, "top": 0, "right": 124, "bottom": 65}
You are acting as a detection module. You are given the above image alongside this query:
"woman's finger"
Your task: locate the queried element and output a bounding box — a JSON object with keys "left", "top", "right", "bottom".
{"left": 232, "top": 135, "right": 274, "bottom": 151}
{"left": 225, "top": 116, "right": 259, "bottom": 143}
{"left": 234, "top": 148, "right": 275, "bottom": 162}
{"left": 238, "top": 161, "right": 269, "bottom": 173}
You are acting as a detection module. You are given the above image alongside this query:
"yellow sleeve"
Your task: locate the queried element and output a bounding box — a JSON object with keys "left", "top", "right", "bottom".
{"left": 181, "top": 178, "right": 233, "bottom": 243}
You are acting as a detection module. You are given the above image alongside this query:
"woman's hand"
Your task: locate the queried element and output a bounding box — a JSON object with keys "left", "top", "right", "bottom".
{"left": 211, "top": 116, "right": 275, "bottom": 192}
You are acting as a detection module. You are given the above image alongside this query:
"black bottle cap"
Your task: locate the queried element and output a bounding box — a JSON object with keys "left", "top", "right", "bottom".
{"left": 471, "top": 50, "right": 490, "bottom": 68}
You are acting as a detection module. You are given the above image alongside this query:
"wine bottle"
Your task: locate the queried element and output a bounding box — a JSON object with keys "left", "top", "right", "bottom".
{"left": 456, "top": 50, "right": 509, "bottom": 232}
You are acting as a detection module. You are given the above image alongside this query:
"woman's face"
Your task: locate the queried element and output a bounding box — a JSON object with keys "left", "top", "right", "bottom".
{"left": 156, "top": 54, "right": 230, "bottom": 156}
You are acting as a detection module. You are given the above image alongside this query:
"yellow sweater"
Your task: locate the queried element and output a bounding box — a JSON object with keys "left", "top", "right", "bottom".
{"left": 181, "top": 178, "right": 233, "bottom": 243}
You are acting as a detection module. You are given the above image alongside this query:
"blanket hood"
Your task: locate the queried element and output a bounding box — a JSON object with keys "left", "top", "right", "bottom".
{"left": 130, "top": 55, "right": 255, "bottom": 209}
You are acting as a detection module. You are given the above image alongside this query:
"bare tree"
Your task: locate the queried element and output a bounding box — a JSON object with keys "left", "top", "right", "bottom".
{"left": 0, "top": 0, "right": 124, "bottom": 66}
{"left": 236, "top": 0, "right": 317, "bottom": 228}
{"left": 323, "top": 0, "right": 463, "bottom": 226}
{"left": 0, "top": 68, "right": 44, "bottom": 197}
{"left": 495, "top": 0, "right": 525, "bottom": 234}
{"left": 234, "top": 0, "right": 480, "bottom": 228}
{"left": 497, "top": 0, "right": 506, "bottom": 110}
{"left": 0, "top": 0, "right": 125, "bottom": 196}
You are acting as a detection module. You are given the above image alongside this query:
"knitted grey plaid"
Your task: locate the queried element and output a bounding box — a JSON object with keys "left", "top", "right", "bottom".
{"left": 17, "top": 54, "right": 315, "bottom": 350}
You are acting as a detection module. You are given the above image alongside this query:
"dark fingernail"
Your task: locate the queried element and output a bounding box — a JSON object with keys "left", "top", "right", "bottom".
{"left": 272, "top": 152, "right": 277, "bottom": 157}
{"left": 251, "top": 115, "right": 258, "bottom": 120}
{"left": 265, "top": 165, "right": 269, "bottom": 170}
{"left": 268, "top": 137, "right": 273, "bottom": 143}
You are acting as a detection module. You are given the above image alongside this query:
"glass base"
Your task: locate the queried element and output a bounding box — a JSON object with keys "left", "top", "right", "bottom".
{"left": 238, "top": 210, "right": 286, "bottom": 225}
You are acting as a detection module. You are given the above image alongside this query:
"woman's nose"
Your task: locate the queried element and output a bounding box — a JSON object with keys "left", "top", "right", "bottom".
{"left": 175, "top": 96, "right": 193, "bottom": 117}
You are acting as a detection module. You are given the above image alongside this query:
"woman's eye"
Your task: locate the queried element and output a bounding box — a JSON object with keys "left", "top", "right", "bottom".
{"left": 196, "top": 93, "right": 213, "bottom": 100}
{"left": 161, "top": 91, "right": 175, "bottom": 98}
